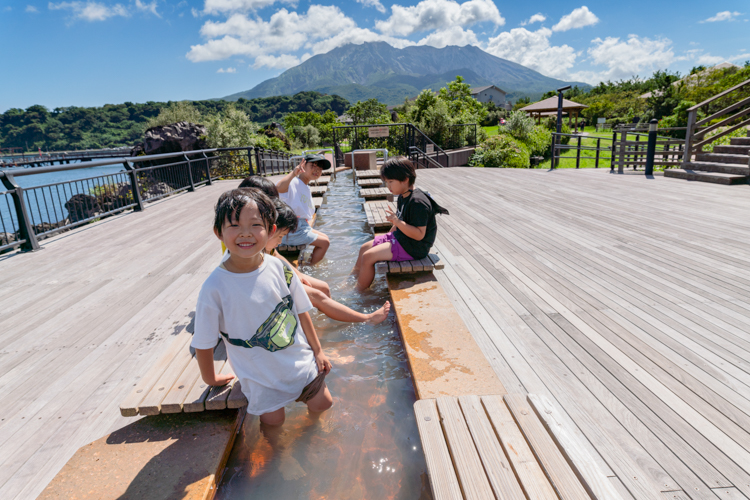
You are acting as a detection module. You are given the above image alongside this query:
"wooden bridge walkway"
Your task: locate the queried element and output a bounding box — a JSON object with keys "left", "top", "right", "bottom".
{"left": 1, "top": 168, "right": 750, "bottom": 499}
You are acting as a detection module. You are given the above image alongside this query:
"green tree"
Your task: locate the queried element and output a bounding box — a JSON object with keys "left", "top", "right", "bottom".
{"left": 347, "top": 98, "right": 391, "bottom": 125}
{"left": 146, "top": 101, "right": 202, "bottom": 128}
{"left": 204, "top": 105, "right": 260, "bottom": 149}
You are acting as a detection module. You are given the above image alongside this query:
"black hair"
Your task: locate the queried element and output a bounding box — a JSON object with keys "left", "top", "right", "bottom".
{"left": 380, "top": 157, "right": 416, "bottom": 186}
{"left": 214, "top": 188, "right": 277, "bottom": 236}
{"left": 238, "top": 175, "right": 279, "bottom": 198}
{"left": 273, "top": 199, "right": 298, "bottom": 234}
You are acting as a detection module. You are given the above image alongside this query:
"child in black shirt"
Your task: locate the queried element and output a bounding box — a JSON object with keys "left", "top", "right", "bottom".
{"left": 352, "top": 157, "right": 448, "bottom": 290}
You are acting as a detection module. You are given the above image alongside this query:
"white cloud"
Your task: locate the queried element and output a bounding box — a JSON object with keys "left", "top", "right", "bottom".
{"left": 552, "top": 6, "right": 598, "bottom": 32}
{"left": 520, "top": 13, "right": 545, "bottom": 26}
{"left": 417, "top": 26, "right": 478, "bottom": 48}
{"left": 187, "top": 5, "right": 410, "bottom": 68}
{"left": 356, "top": 0, "right": 385, "bottom": 14}
{"left": 202, "top": 0, "right": 292, "bottom": 15}
{"left": 48, "top": 1, "right": 129, "bottom": 21}
{"left": 217, "top": 67, "right": 237, "bottom": 73}
{"left": 26, "top": 5, "right": 39, "bottom": 12}
{"left": 135, "top": 0, "right": 159, "bottom": 17}
{"left": 484, "top": 27, "right": 576, "bottom": 79}
{"left": 584, "top": 35, "right": 675, "bottom": 81}
{"left": 697, "top": 54, "right": 726, "bottom": 65}
{"left": 700, "top": 11, "right": 742, "bottom": 23}
{"left": 191, "top": 7, "right": 199, "bottom": 16}
{"left": 376, "top": 0, "right": 504, "bottom": 36}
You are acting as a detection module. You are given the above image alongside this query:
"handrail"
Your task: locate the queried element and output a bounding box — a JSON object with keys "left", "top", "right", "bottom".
{"left": 688, "top": 77, "right": 750, "bottom": 111}
{"left": 409, "top": 146, "right": 444, "bottom": 169}
{"left": 683, "top": 77, "right": 750, "bottom": 165}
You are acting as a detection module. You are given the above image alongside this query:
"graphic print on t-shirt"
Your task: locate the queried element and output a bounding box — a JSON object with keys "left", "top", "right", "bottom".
{"left": 220, "top": 265, "right": 299, "bottom": 352}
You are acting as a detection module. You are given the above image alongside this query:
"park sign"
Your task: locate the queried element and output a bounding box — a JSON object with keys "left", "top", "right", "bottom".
{"left": 425, "top": 144, "right": 434, "bottom": 154}
{"left": 368, "top": 126, "right": 390, "bottom": 138}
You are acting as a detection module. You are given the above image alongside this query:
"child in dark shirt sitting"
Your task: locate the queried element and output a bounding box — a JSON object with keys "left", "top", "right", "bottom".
{"left": 352, "top": 157, "right": 448, "bottom": 291}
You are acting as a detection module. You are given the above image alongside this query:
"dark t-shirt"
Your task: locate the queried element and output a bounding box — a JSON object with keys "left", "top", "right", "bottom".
{"left": 394, "top": 188, "right": 437, "bottom": 260}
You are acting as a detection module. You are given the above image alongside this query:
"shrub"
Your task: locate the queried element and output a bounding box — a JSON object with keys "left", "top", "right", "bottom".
{"left": 472, "top": 135, "right": 530, "bottom": 168}
{"left": 146, "top": 102, "right": 202, "bottom": 129}
{"left": 292, "top": 124, "right": 320, "bottom": 149}
{"left": 505, "top": 111, "right": 535, "bottom": 142}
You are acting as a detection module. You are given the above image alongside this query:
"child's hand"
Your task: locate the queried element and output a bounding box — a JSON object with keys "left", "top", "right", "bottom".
{"left": 300, "top": 275, "right": 312, "bottom": 287}
{"left": 294, "top": 159, "right": 307, "bottom": 177}
{"left": 208, "top": 373, "right": 235, "bottom": 387}
{"left": 315, "top": 352, "right": 332, "bottom": 375}
{"left": 385, "top": 207, "right": 399, "bottom": 225}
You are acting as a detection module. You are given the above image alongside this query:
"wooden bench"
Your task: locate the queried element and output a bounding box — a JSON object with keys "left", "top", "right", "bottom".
{"left": 358, "top": 178, "right": 383, "bottom": 188}
{"left": 415, "top": 394, "right": 624, "bottom": 500}
{"left": 353, "top": 169, "right": 381, "bottom": 184}
{"left": 375, "top": 252, "right": 444, "bottom": 275}
{"left": 309, "top": 185, "right": 327, "bottom": 197}
{"left": 363, "top": 200, "right": 395, "bottom": 231}
{"left": 310, "top": 175, "right": 330, "bottom": 186}
{"left": 360, "top": 187, "right": 390, "bottom": 200}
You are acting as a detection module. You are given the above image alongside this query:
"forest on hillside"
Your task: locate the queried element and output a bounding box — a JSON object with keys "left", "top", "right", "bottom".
{"left": 0, "top": 91, "right": 349, "bottom": 151}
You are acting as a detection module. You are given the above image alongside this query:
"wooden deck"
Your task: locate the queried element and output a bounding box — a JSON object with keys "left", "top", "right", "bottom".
{"left": 3, "top": 167, "right": 750, "bottom": 499}
{"left": 417, "top": 167, "right": 750, "bottom": 500}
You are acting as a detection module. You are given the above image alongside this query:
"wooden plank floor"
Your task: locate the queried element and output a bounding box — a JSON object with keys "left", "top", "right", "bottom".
{"left": 416, "top": 168, "right": 750, "bottom": 500}
{"left": 0, "top": 180, "right": 241, "bottom": 500}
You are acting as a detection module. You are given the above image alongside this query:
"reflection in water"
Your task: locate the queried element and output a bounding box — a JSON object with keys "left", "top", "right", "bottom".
{"left": 217, "top": 172, "right": 432, "bottom": 500}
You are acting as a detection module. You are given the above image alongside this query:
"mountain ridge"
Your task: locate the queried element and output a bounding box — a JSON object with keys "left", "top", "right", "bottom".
{"left": 222, "top": 42, "right": 589, "bottom": 105}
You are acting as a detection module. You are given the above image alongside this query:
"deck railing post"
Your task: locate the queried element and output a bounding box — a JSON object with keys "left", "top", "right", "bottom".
{"left": 550, "top": 134, "right": 557, "bottom": 169}
{"left": 246, "top": 148, "right": 255, "bottom": 176}
{"left": 618, "top": 130, "right": 627, "bottom": 174}
{"left": 123, "top": 161, "right": 145, "bottom": 212}
{"left": 576, "top": 136, "right": 582, "bottom": 168}
{"left": 682, "top": 109, "right": 698, "bottom": 168}
{"left": 202, "top": 152, "right": 213, "bottom": 185}
{"left": 645, "top": 119, "right": 658, "bottom": 176}
{"left": 184, "top": 155, "right": 195, "bottom": 192}
{"left": 0, "top": 173, "right": 41, "bottom": 252}
{"left": 255, "top": 148, "right": 262, "bottom": 175}
{"left": 595, "top": 138, "right": 601, "bottom": 168}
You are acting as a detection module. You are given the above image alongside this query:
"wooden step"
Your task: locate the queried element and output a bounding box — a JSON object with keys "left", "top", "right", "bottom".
{"left": 309, "top": 185, "right": 328, "bottom": 196}
{"left": 682, "top": 161, "right": 750, "bottom": 175}
{"left": 713, "top": 144, "right": 750, "bottom": 155}
{"left": 358, "top": 178, "right": 384, "bottom": 188}
{"left": 730, "top": 136, "right": 750, "bottom": 145}
{"left": 360, "top": 187, "right": 390, "bottom": 200}
{"left": 695, "top": 152, "right": 750, "bottom": 164}
{"left": 664, "top": 169, "right": 749, "bottom": 185}
{"left": 310, "top": 175, "right": 331, "bottom": 186}
{"left": 363, "top": 200, "right": 396, "bottom": 230}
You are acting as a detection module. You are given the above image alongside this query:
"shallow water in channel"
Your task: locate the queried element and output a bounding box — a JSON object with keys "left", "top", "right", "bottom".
{"left": 216, "top": 171, "right": 432, "bottom": 500}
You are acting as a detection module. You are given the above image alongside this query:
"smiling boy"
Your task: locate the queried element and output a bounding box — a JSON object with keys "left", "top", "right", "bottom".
{"left": 192, "top": 188, "right": 333, "bottom": 426}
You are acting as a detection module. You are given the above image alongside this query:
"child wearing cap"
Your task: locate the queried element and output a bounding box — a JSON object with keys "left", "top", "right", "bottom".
{"left": 276, "top": 155, "right": 330, "bottom": 265}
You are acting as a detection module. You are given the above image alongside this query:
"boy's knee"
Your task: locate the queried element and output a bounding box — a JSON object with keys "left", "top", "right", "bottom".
{"left": 308, "top": 288, "right": 326, "bottom": 306}
{"left": 308, "top": 390, "right": 333, "bottom": 413}
{"left": 260, "top": 410, "right": 285, "bottom": 426}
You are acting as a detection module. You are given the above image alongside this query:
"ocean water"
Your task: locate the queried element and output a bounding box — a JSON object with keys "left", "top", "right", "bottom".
{"left": 216, "top": 171, "right": 432, "bottom": 500}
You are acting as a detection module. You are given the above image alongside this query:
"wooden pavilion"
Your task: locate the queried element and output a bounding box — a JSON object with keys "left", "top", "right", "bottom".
{"left": 519, "top": 96, "right": 588, "bottom": 132}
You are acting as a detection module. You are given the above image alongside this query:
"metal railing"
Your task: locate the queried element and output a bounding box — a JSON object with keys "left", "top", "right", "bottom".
{"left": 0, "top": 147, "right": 133, "bottom": 168}
{"left": 409, "top": 146, "right": 444, "bottom": 169}
{"left": 684, "top": 77, "right": 750, "bottom": 165}
{"left": 332, "top": 123, "right": 470, "bottom": 168}
{"left": 0, "top": 145, "right": 293, "bottom": 254}
{"left": 551, "top": 133, "right": 613, "bottom": 169}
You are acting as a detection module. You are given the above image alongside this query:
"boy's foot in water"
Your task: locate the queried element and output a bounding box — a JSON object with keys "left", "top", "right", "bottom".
{"left": 365, "top": 302, "right": 391, "bottom": 325}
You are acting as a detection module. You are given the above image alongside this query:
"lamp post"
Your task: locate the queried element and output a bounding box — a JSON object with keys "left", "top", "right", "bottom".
{"left": 554, "top": 85, "right": 571, "bottom": 168}
{"left": 645, "top": 118, "right": 658, "bottom": 176}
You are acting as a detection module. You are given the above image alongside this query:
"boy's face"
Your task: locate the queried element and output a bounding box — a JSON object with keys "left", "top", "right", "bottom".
{"left": 384, "top": 177, "right": 411, "bottom": 196}
{"left": 303, "top": 162, "right": 324, "bottom": 182}
{"left": 215, "top": 201, "right": 272, "bottom": 262}
{"left": 265, "top": 227, "right": 290, "bottom": 252}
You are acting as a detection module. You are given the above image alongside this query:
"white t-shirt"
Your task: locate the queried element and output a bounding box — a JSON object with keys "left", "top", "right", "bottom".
{"left": 279, "top": 177, "right": 315, "bottom": 221}
{"left": 192, "top": 256, "right": 318, "bottom": 415}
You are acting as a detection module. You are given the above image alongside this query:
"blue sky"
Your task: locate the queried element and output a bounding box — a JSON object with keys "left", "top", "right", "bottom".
{"left": 1, "top": 0, "right": 748, "bottom": 112}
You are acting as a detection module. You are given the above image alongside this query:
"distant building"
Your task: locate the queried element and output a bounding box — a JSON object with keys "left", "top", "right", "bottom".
{"left": 470, "top": 85, "right": 509, "bottom": 109}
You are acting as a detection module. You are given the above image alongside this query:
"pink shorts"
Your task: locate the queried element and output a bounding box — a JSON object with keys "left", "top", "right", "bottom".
{"left": 373, "top": 232, "right": 414, "bottom": 262}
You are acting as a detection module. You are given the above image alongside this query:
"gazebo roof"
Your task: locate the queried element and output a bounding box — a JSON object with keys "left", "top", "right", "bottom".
{"left": 519, "top": 96, "right": 588, "bottom": 113}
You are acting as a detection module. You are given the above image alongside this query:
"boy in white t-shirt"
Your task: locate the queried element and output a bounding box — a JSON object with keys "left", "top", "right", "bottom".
{"left": 192, "top": 188, "right": 333, "bottom": 426}
{"left": 277, "top": 154, "right": 330, "bottom": 264}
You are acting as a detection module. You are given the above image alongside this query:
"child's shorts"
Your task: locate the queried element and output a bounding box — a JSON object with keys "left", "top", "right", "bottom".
{"left": 373, "top": 232, "right": 414, "bottom": 262}
{"left": 282, "top": 218, "right": 318, "bottom": 246}
{"left": 296, "top": 372, "right": 326, "bottom": 403}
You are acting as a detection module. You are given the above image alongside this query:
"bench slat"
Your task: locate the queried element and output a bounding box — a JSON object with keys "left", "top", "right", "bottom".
{"left": 206, "top": 362, "right": 236, "bottom": 410}
{"left": 528, "top": 394, "right": 624, "bottom": 500}
{"left": 505, "top": 394, "right": 592, "bottom": 500}
{"left": 138, "top": 339, "right": 195, "bottom": 416}
{"left": 429, "top": 253, "right": 444, "bottom": 270}
{"left": 414, "top": 399, "right": 463, "bottom": 500}
{"left": 119, "top": 329, "right": 192, "bottom": 416}
{"left": 227, "top": 379, "right": 248, "bottom": 409}
{"left": 388, "top": 261, "right": 401, "bottom": 273}
{"left": 436, "top": 396, "right": 495, "bottom": 500}
{"left": 400, "top": 260, "right": 413, "bottom": 273}
{"left": 159, "top": 356, "right": 202, "bottom": 414}
{"left": 183, "top": 352, "right": 227, "bottom": 413}
{"left": 482, "top": 395, "right": 558, "bottom": 500}
{"left": 458, "top": 395, "right": 527, "bottom": 500}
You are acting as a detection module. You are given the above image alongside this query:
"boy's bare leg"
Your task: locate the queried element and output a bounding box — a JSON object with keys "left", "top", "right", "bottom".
{"left": 306, "top": 284, "right": 391, "bottom": 324}
{"left": 306, "top": 384, "right": 333, "bottom": 413}
{"left": 260, "top": 407, "right": 286, "bottom": 426}
{"left": 309, "top": 230, "right": 329, "bottom": 265}
{"left": 301, "top": 274, "right": 331, "bottom": 297}
{"left": 357, "top": 243, "right": 393, "bottom": 291}
{"left": 351, "top": 239, "right": 374, "bottom": 275}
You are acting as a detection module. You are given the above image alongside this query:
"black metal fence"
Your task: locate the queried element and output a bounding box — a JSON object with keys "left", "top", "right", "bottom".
{"left": 332, "top": 123, "right": 476, "bottom": 168}
{"left": 0, "top": 145, "right": 294, "bottom": 254}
